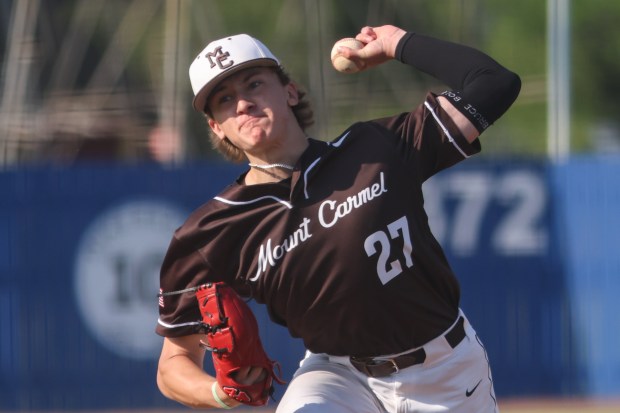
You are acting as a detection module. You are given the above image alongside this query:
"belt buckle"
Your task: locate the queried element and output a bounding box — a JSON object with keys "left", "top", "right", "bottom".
{"left": 351, "top": 356, "right": 400, "bottom": 377}
{"left": 385, "top": 358, "right": 399, "bottom": 375}
{"left": 366, "top": 357, "right": 399, "bottom": 377}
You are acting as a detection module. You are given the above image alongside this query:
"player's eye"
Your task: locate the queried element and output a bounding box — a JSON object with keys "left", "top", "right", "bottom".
{"left": 248, "top": 80, "right": 263, "bottom": 90}
{"left": 214, "top": 93, "right": 234, "bottom": 107}
{"left": 218, "top": 94, "right": 232, "bottom": 103}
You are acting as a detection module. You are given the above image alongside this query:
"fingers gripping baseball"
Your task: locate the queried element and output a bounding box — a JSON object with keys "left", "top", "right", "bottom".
{"left": 331, "top": 38, "right": 366, "bottom": 73}
{"left": 330, "top": 25, "right": 407, "bottom": 73}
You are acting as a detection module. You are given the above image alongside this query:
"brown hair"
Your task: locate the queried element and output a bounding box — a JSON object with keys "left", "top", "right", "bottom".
{"left": 204, "top": 67, "right": 314, "bottom": 163}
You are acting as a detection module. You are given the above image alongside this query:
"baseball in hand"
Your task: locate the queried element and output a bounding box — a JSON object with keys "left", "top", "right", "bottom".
{"left": 330, "top": 38, "right": 365, "bottom": 73}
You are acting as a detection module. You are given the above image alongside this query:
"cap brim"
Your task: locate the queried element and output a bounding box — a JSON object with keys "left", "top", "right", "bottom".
{"left": 192, "top": 58, "right": 279, "bottom": 113}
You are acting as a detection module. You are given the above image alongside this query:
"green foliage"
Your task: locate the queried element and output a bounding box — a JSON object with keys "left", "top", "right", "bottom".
{"left": 88, "top": 0, "right": 620, "bottom": 157}
{"left": 7, "top": 0, "right": 618, "bottom": 164}
{"left": 572, "top": 1, "right": 620, "bottom": 119}
{"left": 185, "top": 0, "right": 564, "bottom": 156}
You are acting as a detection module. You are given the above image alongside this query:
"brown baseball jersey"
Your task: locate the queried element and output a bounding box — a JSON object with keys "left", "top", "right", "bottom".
{"left": 156, "top": 92, "right": 481, "bottom": 357}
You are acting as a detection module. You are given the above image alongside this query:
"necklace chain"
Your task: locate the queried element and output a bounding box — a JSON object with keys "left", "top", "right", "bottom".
{"left": 248, "top": 162, "right": 295, "bottom": 170}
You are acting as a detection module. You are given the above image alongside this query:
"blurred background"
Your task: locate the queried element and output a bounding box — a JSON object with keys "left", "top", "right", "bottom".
{"left": 1, "top": 0, "right": 619, "bottom": 411}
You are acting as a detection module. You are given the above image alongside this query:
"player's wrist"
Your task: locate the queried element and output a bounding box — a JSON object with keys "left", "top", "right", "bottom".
{"left": 211, "top": 382, "right": 233, "bottom": 409}
{"left": 386, "top": 28, "right": 408, "bottom": 59}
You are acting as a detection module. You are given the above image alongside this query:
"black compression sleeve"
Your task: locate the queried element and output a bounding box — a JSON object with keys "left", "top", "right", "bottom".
{"left": 396, "top": 32, "right": 521, "bottom": 133}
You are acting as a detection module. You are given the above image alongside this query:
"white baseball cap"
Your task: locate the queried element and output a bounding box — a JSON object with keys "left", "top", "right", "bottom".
{"left": 189, "top": 34, "right": 280, "bottom": 113}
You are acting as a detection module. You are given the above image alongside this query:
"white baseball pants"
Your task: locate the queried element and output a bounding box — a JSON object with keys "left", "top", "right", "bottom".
{"left": 275, "top": 312, "right": 498, "bottom": 413}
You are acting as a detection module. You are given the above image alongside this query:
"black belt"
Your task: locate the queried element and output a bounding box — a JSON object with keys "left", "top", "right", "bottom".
{"left": 350, "top": 316, "right": 466, "bottom": 378}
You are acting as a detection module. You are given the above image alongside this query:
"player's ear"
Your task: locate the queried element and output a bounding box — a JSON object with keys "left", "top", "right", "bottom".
{"left": 286, "top": 83, "right": 299, "bottom": 107}
{"left": 208, "top": 118, "right": 226, "bottom": 141}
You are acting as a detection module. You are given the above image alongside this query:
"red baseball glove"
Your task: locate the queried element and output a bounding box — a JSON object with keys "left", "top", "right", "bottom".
{"left": 195, "top": 282, "right": 284, "bottom": 406}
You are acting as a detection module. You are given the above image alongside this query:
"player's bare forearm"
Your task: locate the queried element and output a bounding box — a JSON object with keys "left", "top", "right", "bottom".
{"left": 157, "top": 335, "right": 239, "bottom": 409}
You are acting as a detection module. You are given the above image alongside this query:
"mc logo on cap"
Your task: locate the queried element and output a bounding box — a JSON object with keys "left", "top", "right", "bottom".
{"left": 189, "top": 34, "right": 280, "bottom": 113}
{"left": 206, "top": 46, "right": 234, "bottom": 70}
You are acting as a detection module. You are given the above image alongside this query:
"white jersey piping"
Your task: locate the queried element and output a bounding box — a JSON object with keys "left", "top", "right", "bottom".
{"left": 330, "top": 130, "right": 351, "bottom": 148}
{"left": 157, "top": 318, "right": 202, "bottom": 329}
{"left": 214, "top": 195, "right": 293, "bottom": 209}
{"left": 424, "top": 100, "right": 469, "bottom": 159}
{"left": 301, "top": 130, "right": 352, "bottom": 199}
{"left": 303, "top": 158, "right": 321, "bottom": 199}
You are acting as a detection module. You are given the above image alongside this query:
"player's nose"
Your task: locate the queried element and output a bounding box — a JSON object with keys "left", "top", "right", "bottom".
{"left": 235, "top": 94, "right": 255, "bottom": 114}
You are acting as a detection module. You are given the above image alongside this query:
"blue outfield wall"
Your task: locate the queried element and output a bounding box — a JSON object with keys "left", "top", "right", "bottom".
{"left": 0, "top": 157, "right": 617, "bottom": 410}
{"left": 550, "top": 156, "right": 620, "bottom": 397}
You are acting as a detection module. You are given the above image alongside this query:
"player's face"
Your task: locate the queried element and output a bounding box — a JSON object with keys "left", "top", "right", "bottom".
{"left": 206, "top": 67, "right": 299, "bottom": 157}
